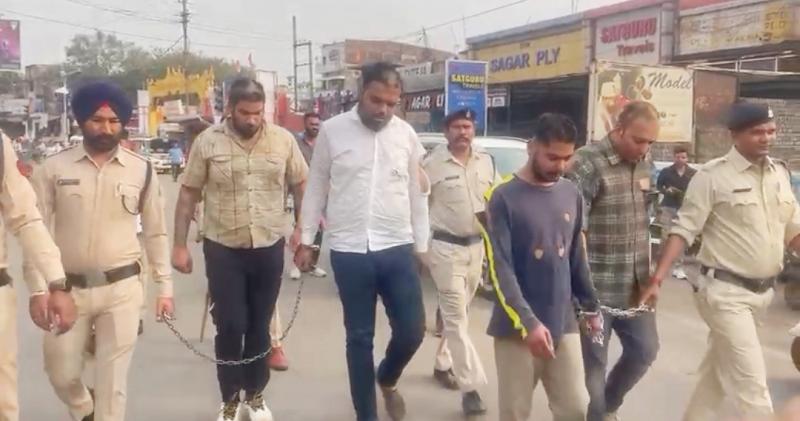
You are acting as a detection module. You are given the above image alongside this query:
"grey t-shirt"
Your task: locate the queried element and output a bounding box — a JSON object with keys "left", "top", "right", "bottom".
{"left": 487, "top": 176, "right": 599, "bottom": 342}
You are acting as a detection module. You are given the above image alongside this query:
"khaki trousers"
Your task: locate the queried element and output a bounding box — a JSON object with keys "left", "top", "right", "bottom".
{"left": 429, "top": 239, "right": 487, "bottom": 392}
{"left": 138, "top": 250, "right": 148, "bottom": 321}
{"left": 0, "top": 285, "right": 18, "bottom": 421}
{"left": 684, "top": 275, "right": 774, "bottom": 421}
{"left": 44, "top": 276, "right": 142, "bottom": 421}
{"left": 495, "top": 333, "right": 588, "bottom": 421}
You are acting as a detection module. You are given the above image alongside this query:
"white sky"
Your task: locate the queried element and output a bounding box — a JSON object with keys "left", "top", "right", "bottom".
{"left": 2, "top": 0, "right": 623, "bottom": 81}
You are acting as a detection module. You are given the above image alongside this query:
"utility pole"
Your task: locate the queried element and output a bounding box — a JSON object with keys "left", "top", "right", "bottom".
{"left": 292, "top": 16, "right": 314, "bottom": 112}
{"left": 181, "top": 0, "right": 190, "bottom": 108}
{"left": 292, "top": 16, "right": 298, "bottom": 112}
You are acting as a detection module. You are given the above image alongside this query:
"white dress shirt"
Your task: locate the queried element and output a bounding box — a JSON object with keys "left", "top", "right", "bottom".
{"left": 301, "top": 108, "right": 430, "bottom": 254}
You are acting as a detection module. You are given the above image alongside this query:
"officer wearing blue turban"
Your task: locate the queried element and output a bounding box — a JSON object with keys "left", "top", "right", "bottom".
{"left": 71, "top": 80, "right": 133, "bottom": 152}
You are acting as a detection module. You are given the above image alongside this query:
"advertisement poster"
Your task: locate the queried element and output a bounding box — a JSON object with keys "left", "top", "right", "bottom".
{"left": 0, "top": 20, "right": 21, "bottom": 70}
{"left": 591, "top": 61, "right": 693, "bottom": 143}
{"left": 445, "top": 60, "right": 488, "bottom": 135}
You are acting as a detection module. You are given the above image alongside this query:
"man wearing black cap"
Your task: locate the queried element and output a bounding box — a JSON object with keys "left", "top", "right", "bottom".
{"left": 648, "top": 101, "right": 800, "bottom": 420}
{"left": 27, "top": 80, "right": 174, "bottom": 421}
{"left": 422, "top": 108, "right": 497, "bottom": 415}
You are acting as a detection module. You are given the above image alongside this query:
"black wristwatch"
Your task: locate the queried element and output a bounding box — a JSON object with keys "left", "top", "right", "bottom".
{"left": 48, "top": 278, "right": 71, "bottom": 293}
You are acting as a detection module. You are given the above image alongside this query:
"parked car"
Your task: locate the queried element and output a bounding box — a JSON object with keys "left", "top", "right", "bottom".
{"left": 417, "top": 133, "right": 528, "bottom": 177}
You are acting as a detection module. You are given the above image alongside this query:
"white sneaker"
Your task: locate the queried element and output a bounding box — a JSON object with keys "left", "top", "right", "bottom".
{"left": 217, "top": 401, "right": 241, "bottom": 421}
{"left": 672, "top": 268, "right": 688, "bottom": 280}
{"left": 243, "top": 393, "right": 274, "bottom": 421}
{"left": 289, "top": 267, "right": 301, "bottom": 280}
{"left": 603, "top": 413, "right": 621, "bottom": 421}
{"left": 790, "top": 321, "right": 800, "bottom": 337}
{"left": 310, "top": 267, "right": 327, "bottom": 277}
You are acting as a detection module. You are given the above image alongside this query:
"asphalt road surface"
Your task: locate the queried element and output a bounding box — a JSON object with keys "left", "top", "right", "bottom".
{"left": 11, "top": 175, "right": 800, "bottom": 420}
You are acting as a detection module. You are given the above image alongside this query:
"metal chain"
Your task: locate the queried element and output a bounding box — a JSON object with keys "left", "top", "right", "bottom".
{"left": 578, "top": 303, "right": 654, "bottom": 345}
{"left": 163, "top": 276, "right": 305, "bottom": 366}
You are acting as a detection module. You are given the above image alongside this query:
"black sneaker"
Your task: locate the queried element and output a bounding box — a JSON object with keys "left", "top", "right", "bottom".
{"left": 433, "top": 368, "right": 459, "bottom": 390}
{"left": 462, "top": 391, "right": 487, "bottom": 416}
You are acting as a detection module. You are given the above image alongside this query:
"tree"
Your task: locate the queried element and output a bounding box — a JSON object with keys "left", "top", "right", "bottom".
{"left": 65, "top": 31, "right": 151, "bottom": 77}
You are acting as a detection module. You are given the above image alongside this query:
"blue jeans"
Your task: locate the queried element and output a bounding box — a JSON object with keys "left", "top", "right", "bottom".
{"left": 582, "top": 310, "right": 659, "bottom": 420}
{"left": 330, "top": 244, "right": 426, "bottom": 421}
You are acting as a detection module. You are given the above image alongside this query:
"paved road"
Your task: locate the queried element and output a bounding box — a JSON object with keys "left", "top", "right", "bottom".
{"left": 11, "top": 175, "right": 800, "bottom": 420}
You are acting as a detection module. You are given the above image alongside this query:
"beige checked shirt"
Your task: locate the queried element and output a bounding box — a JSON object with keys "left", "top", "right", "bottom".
{"left": 183, "top": 121, "right": 308, "bottom": 249}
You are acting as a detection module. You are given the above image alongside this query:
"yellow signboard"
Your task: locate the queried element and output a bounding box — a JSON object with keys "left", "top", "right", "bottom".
{"left": 471, "top": 29, "right": 586, "bottom": 84}
{"left": 679, "top": 0, "right": 799, "bottom": 55}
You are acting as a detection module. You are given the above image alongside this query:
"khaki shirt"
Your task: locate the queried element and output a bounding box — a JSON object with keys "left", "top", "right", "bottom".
{"left": 423, "top": 144, "right": 500, "bottom": 237}
{"left": 0, "top": 133, "right": 65, "bottom": 291}
{"left": 26, "top": 145, "right": 172, "bottom": 296}
{"left": 183, "top": 121, "right": 308, "bottom": 249}
{"left": 671, "top": 147, "right": 800, "bottom": 279}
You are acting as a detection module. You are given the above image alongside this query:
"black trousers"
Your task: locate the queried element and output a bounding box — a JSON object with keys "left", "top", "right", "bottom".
{"left": 204, "top": 238, "right": 284, "bottom": 402}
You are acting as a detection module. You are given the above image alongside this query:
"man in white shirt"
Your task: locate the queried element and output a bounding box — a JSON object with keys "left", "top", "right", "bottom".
{"left": 296, "top": 62, "right": 430, "bottom": 421}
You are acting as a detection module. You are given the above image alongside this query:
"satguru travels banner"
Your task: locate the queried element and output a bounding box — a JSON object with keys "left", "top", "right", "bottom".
{"left": 445, "top": 59, "right": 488, "bottom": 136}
{"left": 590, "top": 61, "right": 694, "bottom": 143}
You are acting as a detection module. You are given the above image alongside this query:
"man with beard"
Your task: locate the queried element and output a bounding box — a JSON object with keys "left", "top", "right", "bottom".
{"left": 487, "top": 113, "right": 601, "bottom": 421}
{"left": 566, "top": 101, "right": 660, "bottom": 421}
{"left": 295, "top": 62, "right": 429, "bottom": 421}
{"left": 173, "top": 77, "right": 308, "bottom": 421}
{"left": 27, "top": 80, "right": 174, "bottom": 421}
{"left": 422, "top": 108, "right": 497, "bottom": 416}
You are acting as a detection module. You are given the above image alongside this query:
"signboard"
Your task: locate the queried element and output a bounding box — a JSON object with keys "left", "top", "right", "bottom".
{"left": 471, "top": 29, "right": 585, "bottom": 83}
{"left": 445, "top": 60, "right": 488, "bottom": 135}
{"left": 594, "top": 7, "right": 662, "bottom": 64}
{"left": 488, "top": 86, "right": 509, "bottom": 108}
{"left": 679, "top": 1, "right": 797, "bottom": 55}
{"left": 0, "top": 20, "right": 21, "bottom": 70}
{"left": 400, "top": 62, "right": 433, "bottom": 78}
{"left": 405, "top": 91, "right": 444, "bottom": 112}
{"left": 590, "top": 62, "right": 693, "bottom": 143}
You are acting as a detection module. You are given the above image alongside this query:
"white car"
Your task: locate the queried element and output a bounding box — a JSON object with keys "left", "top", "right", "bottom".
{"left": 417, "top": 133, "right": 528, "bottom": 177}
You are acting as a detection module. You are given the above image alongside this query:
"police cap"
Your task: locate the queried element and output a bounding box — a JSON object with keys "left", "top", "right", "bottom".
{"left": 444, "top": 108, "right": 476, "bottom": 128}
{"left": 726, "top": 101, "right": 774, "bottom": 132}
{"left": 71, "top": 80, "right": 133, "bottom": 126}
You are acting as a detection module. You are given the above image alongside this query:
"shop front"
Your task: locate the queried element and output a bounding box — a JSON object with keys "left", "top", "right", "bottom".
{"left": 467, "top": 17, "right": 589, "bottom": 140}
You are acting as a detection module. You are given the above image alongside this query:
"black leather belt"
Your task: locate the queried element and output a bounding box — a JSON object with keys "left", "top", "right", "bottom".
{"left": 700, "top": 266, "right": 775, "bottom": 294}
{"left": 66, "top": 262, "right": 141, "bottom": 289}
{"left": 432, "top": 231, "right": 483, "bottom": 247}
{"left": 0, "top": 269, "right": 11, "bottom": 287}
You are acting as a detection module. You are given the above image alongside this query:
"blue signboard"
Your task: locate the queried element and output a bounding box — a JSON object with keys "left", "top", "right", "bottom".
{"left": 445, "top": 60, "right": 488, "bottom": 135}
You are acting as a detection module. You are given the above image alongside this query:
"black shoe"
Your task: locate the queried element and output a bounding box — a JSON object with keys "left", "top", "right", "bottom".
{"left": 380, "top": 386, "right": 406, "bottom": 421}
{"left": 138, "top": 319, "right": 144, "bottom": 336}
{"left": 433, "top": 368, "right": 459, "bottom": 390}
{"left": 462, "top": 391, "right": 487, "bottom": 416}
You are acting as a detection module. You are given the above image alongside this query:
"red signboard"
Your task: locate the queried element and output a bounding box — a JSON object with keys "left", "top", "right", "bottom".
{"left": 0, "top": 20, "right": 21, "bottom": 70}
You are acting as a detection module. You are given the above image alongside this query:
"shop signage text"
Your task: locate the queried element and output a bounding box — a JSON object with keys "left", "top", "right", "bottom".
{"left": 679, "top": 1, "right": 797, "bottom": 55}
{"left": 472, "top": 29, "right": 585, "bottom": 83}
{"left": 489, "top": 47, "right": 561, "bottom": 72}
{"left": 594, "top": 7, "right": 662, "bottom": 65}
{"left": 406, "top": 92, "right": 444, "bottom": 112}
{"left": 445, "top": 60, "right": 488, "bottom": 135}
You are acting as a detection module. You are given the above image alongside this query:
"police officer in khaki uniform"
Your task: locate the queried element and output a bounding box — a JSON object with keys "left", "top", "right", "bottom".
{"left": 0, "top": 130, "right": 75, "bottom": 421}
{"left": 26, "top": 81, "right": 174, "bottom": 421}
{"left": 648, "top": 101, "right": 800, "bottom": 420}
{"left": 422, "top": 109, "right": 499, "bottom": 416}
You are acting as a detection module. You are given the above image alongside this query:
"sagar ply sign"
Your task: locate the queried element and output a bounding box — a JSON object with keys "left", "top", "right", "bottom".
{"left": 591, "top": 62, "right": 693, "bottom": 143}
{"left": 445, "top": 60, "right": 488, "bottom": 136}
